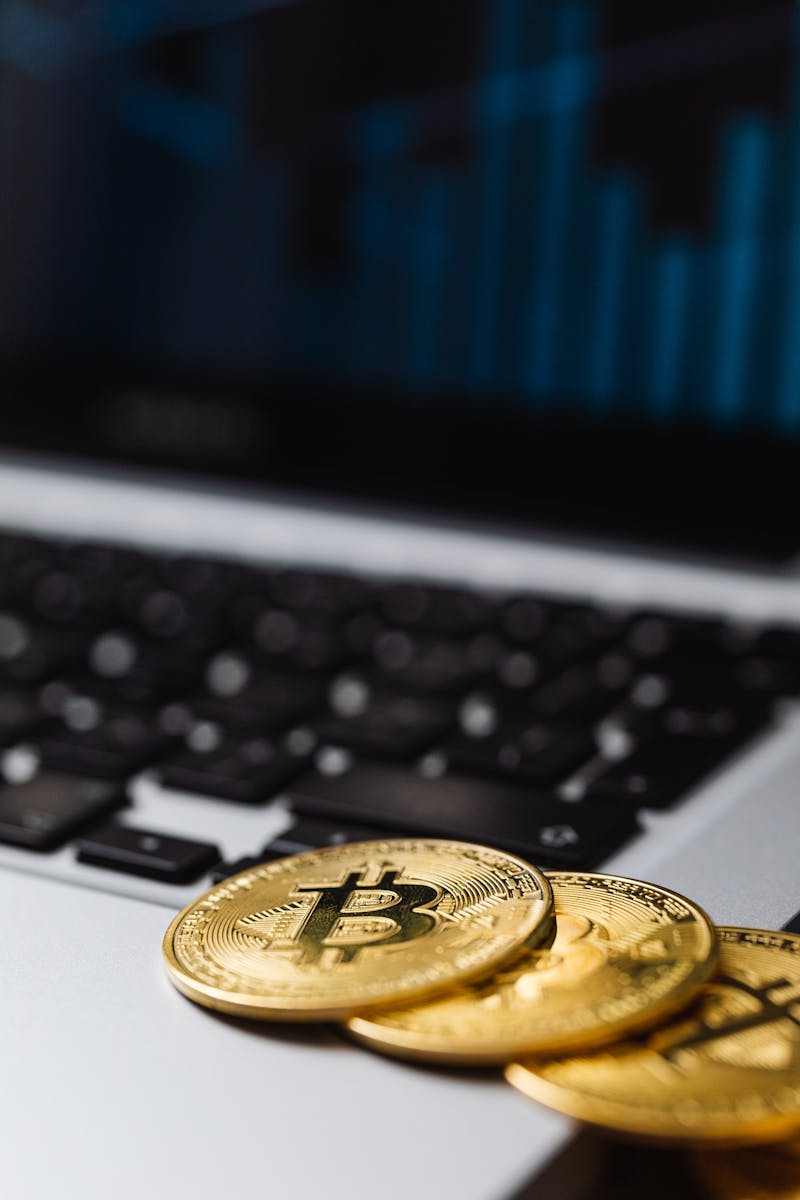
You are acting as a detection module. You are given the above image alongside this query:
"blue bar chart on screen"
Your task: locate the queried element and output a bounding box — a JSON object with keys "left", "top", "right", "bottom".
{"left": 1, "top": 0, "right": 799, "bottom": 439}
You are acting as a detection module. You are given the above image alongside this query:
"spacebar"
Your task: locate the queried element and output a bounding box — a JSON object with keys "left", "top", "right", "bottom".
{"left": 288, "top": 763, "right": 638, "bottom": 866}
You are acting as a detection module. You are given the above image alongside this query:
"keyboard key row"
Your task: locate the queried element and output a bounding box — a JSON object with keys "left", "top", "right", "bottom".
{"left": 0, "top": 768, "right": 220, "bottom": 882}
{"left": 288, "top": 761, "right": 638, "bottom": 867}
{"left": 0, "top": 668, "right": 770, "bottom": 814}
{"left": 0, "top": 751, "right": 639, "bottom": 878}
{"left": 0, "top": 526, "right": 793, "bottom": 892}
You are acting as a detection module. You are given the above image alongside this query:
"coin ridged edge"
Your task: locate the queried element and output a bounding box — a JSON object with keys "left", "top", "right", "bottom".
{"left": 345, "top": 912, "right": 561, "bottom": 1065}
{"left": 347, "top": 871, "right": 719, "bottom": 1064}
{"left": 506, "top": 925, "right": 800, "bottom": 1147}
{"left": 505, "top": 1062, "right": 800, "bottom": 1149}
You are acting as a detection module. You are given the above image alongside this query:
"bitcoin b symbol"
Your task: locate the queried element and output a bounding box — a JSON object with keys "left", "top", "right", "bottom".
{"left": 238, "top": 868, "right": 441, "bottom": 964}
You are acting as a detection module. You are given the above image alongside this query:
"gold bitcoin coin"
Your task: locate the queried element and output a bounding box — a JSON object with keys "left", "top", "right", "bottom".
{"left": 507, "top": 927, "right": 800, "bottom": 1147}
{"left": 346, "top": 871, "right": 717, "bottom": 1064}
{"left": 163, "top": 838, "right": 553, "bottom": 1021}
{"left": 692, "top": 1147, "right": 800, "bottom": 1199}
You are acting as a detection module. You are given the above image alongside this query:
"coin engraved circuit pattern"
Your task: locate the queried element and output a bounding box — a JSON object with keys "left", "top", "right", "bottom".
{"left": 507, "top": 928, "right": 800, "bottom": 1147}
{"left": 347, "top": 871, "right": 718, "bottom": 1064}
{"left": 163, "top": 839, "right": 553, "bottom": 1020}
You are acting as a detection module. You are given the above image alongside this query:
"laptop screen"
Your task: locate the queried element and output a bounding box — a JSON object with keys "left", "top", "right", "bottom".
{"left": 0, "top": 2, "right": 797, "bottom": 556}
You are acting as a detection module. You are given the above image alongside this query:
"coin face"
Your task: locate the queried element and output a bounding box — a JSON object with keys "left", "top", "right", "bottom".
{"left": 163, "top": 839, "right": 553, "bottom": 1021}
{"left": 507, "top": 928, "right": 800, "bottom": 1147}
{"left": 346, "top": 871, "right": 717, "bottom": 1064}
{"left": 692, "top": 1147, "right": 800, "bottom": 1199}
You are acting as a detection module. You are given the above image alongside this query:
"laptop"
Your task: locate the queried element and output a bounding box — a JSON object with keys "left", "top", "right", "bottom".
{"left": 1, "top": 2, "right": 799, "bottom": 1196}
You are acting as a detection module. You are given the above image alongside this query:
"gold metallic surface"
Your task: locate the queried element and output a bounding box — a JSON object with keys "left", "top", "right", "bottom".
{"left": 507, "top": 928, "right": 800, "bottom": 1147}
{"left": 692, "top": 1147, "right": 800, "bottom": 1199}
{"left": 347, "top": 871, "right": 718, "bottom": 1064}
{"left": 163, "top": 838, "right": 553, "bottom": 1021}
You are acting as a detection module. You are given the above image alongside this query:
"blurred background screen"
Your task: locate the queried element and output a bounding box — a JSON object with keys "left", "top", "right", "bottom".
{"left": 0, "top": 1, "right": 798, "bottom": 553}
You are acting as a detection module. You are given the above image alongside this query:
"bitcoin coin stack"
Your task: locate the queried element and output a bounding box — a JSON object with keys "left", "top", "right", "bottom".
{"left": 163, "top": 838, "right": 800, "bottom": 1197}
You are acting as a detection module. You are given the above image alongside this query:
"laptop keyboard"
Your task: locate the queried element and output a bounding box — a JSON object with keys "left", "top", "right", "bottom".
{"left": 0, "top": 529, "right": 790, "bottom": 888}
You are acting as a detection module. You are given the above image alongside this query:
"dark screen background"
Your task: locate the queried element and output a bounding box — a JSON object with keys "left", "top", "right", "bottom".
{"left": 0, "top": 1, "right": 798, "bottom": 558}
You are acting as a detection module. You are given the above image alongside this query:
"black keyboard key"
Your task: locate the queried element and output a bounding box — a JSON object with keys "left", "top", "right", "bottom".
{"left": 0, "top": 692, "right": 47, "bottom": 746}
{"left": 537, "top": 606, "right": 626, "bottom": 669}
{"left": 369, "top": 631, "right": 482, "bottom": 694}
{"left": 266, "top": 816, "right": 395, "bottom": 858}
{"left": 586, "top": 735, "right": 742, "bottom": 810}
{"left": 0, "top": 614, "right": 81, "bottom": 684}
{"left": 128, "top": 584, "right": 193, "bottom": 640}
{"left": 121, "top": 568, "right": 202, "bottom": 619}
{"left": 247, "top": 609, "right": 353, "bottom": 674}
{"left": 289, "top": 762, "right": 638, "bottom": 866}
{"left": 526, "top": 659, "right": 633, "bottom": 723}
{"left": 655, "top": 654, "right": 799, "bottom": 702}
{"left": 755, "top": 626, "right": 800, "bottom": 664}
{"left": 86, "top": 629, "right": 200, "bottom": 697}
{"left": 157, "top": 555, "right": 228, "bottom": 600}
{"left": 233, "top": 588, "right": 353, "bottom": 663}
{"left": 62, "top": 540, "right": 147, "bottom": 586}
{"left": 119, "top": 573, "right": 225, "bottom": 652}
{"left": 187, "top": 693, "right": 322, "bottom": 734}
{"left": 499, "top": 596, "right": 550, "bottom": 644}
{"left": 0, "top": 772, "right": 123, "bottom": 850}
{"left": 36, "top": 706, "right": 174, "bottom": 780}
{"left": 315, "top": 684, "right": 452, "bottom": 759}
{"left": 343, "top": 611, "right": 385, "bottom": 656}
{"left": 734, "top": 656, "right": 800, "bottom": 697}
{"left": 622, "top": 614, "right": 797, "bottom": 698}
{"left": 443, "top": 723, "right": 595, "bottom": 786}
{"left": 625, "top": 612, "right": 728, "bottom": 661}
{"left": 196, "top": 655, "right": 325, "bottom": 730}
{"left": 158, "top": 554, "right": 253, "bottom": 604}
{"left": 0, "top": 533, "right": 49, "bottom": 580}
{"left": 379, "top": 583, "right": 492, "bottom": 635}
{"left": 29, "top": 568, "right": 87, "bottom": 624}
{"left": 606, "top": 691, "right": 768, "bottom": 747}
{"left": 42, "top": 671, "right": 162, "bottom": 711}
{"left": 268, "top": 568, "right": 372, "bottom": 616}
{"left": 657, "top": 700, "right": 766, "bottom": 740}
{"left": 4, "top": 549, "right": 60, "bottom": 609}
{"left": 160, "top": 732, "right": 309, "bottom": 802}
{"left": 76, "top": 823, "right": 219, "bottom": 883}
